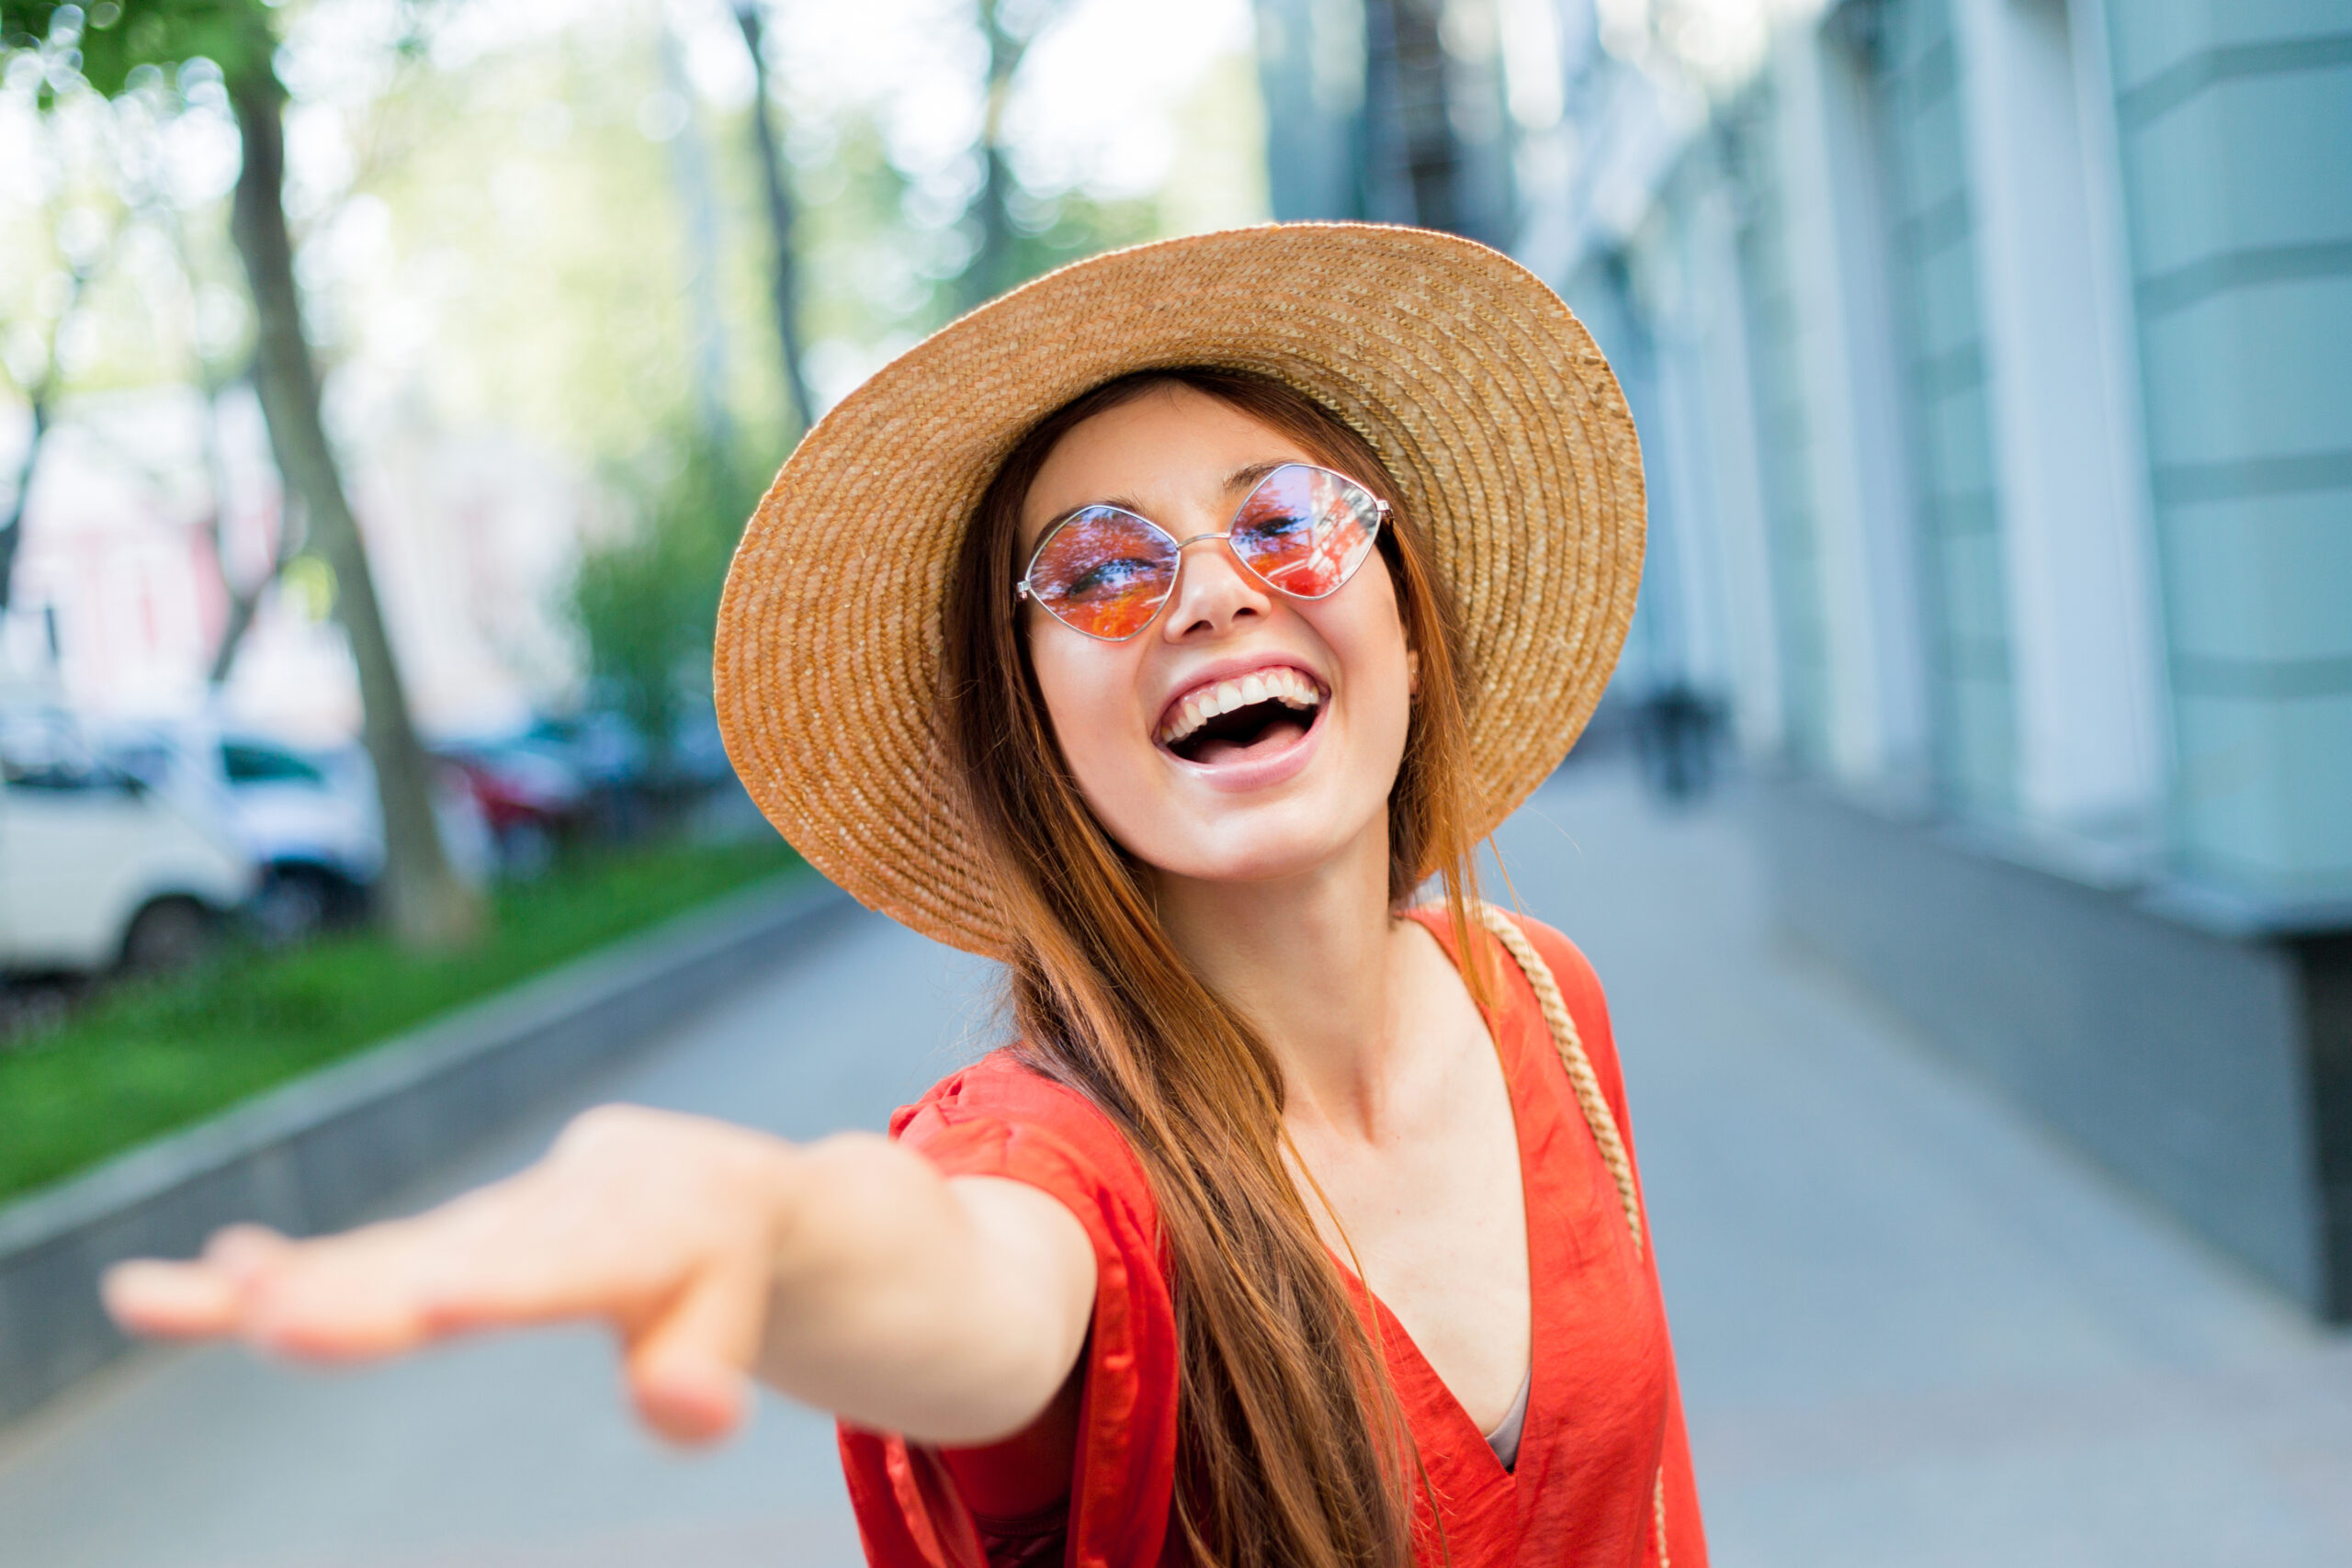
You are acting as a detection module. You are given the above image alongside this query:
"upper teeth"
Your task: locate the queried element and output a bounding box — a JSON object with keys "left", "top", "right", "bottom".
{"left": 1158, "top": 667, "right": 1324, "bottom": 746}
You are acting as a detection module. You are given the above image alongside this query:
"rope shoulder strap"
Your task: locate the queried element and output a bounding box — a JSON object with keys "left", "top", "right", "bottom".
{"left": 1473, "top": 902, "right": 1646, "bottom": 1256}
{"left": 1475, "top": 902, "right": 1671, "bottom": 1564}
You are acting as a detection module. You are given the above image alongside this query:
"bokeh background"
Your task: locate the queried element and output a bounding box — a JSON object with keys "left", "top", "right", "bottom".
{"left": 1, "top": 1, "right": 2347, "bottom": 1564}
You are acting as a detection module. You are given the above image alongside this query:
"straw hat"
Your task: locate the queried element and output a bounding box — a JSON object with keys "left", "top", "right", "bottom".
{"left": 715, "top": 222, "right": 1644, "bottom": 959}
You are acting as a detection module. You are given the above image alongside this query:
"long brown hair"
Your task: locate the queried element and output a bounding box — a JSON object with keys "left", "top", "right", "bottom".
{"left": 943, "top": 368, "right": 1487, "bottom": 1567}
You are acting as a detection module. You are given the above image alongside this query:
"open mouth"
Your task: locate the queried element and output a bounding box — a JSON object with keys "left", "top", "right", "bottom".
{"left": 1156, "top": 666, "right": 1326, "bottom": 765}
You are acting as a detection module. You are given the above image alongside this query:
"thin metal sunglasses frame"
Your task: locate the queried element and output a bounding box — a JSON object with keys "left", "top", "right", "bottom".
{"left": 1013, "top": 461, "right": 1392, "bottom": 642}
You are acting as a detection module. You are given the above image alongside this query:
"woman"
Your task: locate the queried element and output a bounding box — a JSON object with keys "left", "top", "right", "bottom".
{"left": 107, "top": 225, "right": 1704, "bottom": 1568}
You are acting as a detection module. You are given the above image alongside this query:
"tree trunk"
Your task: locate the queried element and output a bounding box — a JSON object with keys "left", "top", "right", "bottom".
{"left": 734, "top": 2, "right": 816, "bottom": 436}
{"left": 207, "top": 574, "right": 265, "bottom": 684}
{"left": 660, "top": 26, "right": 738, "bottom": 452}
{"left": 203, "top": 372, "right": 298, "bottom": 686}
{"left": 0, "top": 394, "right": 49, "bottom": 612}
{"left": 0, "top": 253, "right": 91, "bottom": 613}
{"left": 226, "top": 63, "right": 481, "bottom": 949}
{"left": 960, "top": 0, "right": 1020, "bottom": 314}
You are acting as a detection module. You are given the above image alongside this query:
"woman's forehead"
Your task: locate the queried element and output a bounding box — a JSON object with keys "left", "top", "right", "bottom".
{"left": 1018, "top": 386, "right": 1319, "bottom": 548}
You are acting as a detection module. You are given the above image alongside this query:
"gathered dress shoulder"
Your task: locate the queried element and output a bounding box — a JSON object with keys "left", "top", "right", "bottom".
{"left": 838, "top": 909, "right": 1708, "bottom": 1568}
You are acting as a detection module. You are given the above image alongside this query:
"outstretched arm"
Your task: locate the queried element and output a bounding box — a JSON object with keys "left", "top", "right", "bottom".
{"left": 103, "top": 1104, "right": 1099, "bottom": 1448}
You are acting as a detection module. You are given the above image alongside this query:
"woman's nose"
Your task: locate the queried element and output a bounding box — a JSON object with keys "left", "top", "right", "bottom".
{"left": 1161, "top": 535, "right": 1273, "bottom": 640}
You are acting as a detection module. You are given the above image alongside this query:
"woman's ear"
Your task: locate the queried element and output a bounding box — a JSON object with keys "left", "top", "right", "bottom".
{"left": 1407, "top": 648, "right": 1422, "bottom": 700}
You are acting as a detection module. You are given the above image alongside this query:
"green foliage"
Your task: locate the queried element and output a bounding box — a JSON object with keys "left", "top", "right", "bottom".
{"left": 0, "top": 833, "right": 807, "bottom": 1202}
{"left": 0, "top": 0, "right": 274, "bottom": 96}
{"left": 1002, "top": 187, "right": 1160, "bottom": 288}
{"left": 571, "top": 427, "right": 764, "bottom": 767}
{"left": 795, "top": 113, "right": 960, "bottom": 357}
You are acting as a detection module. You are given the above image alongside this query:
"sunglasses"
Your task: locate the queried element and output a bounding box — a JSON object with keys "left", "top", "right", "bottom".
{"left": 1015, "top": 463, "right": 1391, "bottom": 641}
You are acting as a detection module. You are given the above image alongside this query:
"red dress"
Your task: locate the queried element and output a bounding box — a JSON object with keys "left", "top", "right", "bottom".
{"left": 839, "top": 910, "right": 1708, "bottom": 1567}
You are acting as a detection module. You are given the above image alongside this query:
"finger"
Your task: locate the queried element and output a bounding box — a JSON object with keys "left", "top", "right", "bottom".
{"left": 240, "top": 1177, "right": 670, "bottom": 1359}
{"left": 221, "top": 1190, "right": 558, "bottom": 1359}
{"left": 233, "top": 1230, "right": 445, "bottom": 1360}
{"left": 102, "top": 1258, "right": 242, "bottom": 1339}
{"left": 102, "top": 1224, "right": 295, "bottom": 1340}
{"left": 205, "top": 1223, "right": 297, "bottom": 1275}
{"left": 623, "top": 1266, "right": 769, "bottom": 1448}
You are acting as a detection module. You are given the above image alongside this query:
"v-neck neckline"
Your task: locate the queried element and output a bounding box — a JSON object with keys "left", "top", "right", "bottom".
{"left": 1324, "top": 908, "right": 1548, "bottom": 1492}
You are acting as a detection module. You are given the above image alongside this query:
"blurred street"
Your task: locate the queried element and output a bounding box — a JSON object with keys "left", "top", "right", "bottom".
{"left": 3, "top": 754, "right": 2348, "bottom": 1568}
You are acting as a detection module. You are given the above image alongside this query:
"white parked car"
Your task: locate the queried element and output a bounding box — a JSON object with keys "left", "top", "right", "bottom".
{"left": 100, "top": 720, "right": 493, "bottom": 944}
{"left": 0, "top": 710, "right": 255, "bottom": 975}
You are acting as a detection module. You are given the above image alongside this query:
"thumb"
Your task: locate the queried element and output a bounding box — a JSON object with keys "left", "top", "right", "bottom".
{"left": 623, "top": 1265, "right": 768, "bottom": 1448}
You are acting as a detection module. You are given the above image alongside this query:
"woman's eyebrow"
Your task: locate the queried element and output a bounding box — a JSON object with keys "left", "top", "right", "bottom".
{"left": 1041, "top": 495, "right": 1145, "bottom": 530}
{"left": 1035, "top": 461, "right": 1295, "bottom": 535}
{"left": 1224, "top": 459, "right": 1290, "bottom": 493}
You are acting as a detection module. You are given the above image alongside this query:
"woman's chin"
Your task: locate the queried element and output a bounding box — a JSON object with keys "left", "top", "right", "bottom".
{"left": 1130, "top": 795, "right": 1385, "bottom": 890}
{"left": 1157, "top": 849, "right": 1349, "bottom": 890}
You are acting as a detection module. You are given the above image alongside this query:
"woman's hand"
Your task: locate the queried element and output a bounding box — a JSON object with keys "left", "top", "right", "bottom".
{"left": 102, "top": 1105, "right": 1097, "bottom": 1449}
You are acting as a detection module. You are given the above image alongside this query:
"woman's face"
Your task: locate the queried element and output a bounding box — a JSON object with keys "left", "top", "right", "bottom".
{"left": 1018, "top": 384, "right": 1415, "bottom": 887}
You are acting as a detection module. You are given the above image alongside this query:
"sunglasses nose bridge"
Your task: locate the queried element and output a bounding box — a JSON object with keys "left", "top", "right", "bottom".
{"left": 1154, "top": 529, "right": 1275, "bottom": 632}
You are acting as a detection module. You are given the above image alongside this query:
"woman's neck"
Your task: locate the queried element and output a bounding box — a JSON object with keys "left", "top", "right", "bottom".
{"left": 1154, "top": 818, "right": 1428, "bottom": 1139}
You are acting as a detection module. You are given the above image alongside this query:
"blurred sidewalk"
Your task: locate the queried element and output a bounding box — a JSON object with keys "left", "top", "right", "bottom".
{"left": 0, "top": 911, "right": 998, "bottom": 1568}
{"left": 1509, "top": 756, "right": 2352, "bottom": 1566}
{"left": 1, "top": 757, "right": 2347, "bottom": 1566}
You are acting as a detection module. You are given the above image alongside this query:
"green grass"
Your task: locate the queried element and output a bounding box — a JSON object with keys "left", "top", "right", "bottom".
{"left": 0, "top": 834, "right": 808, "bottom": 1205}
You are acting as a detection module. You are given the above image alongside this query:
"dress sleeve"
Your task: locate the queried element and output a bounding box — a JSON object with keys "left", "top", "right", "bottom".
{"left": 836, "top": 1054, "right": 1181, "bottom": 1568}
{"left": 1515, "top": 919, "right": 1712, "bottom": 1568}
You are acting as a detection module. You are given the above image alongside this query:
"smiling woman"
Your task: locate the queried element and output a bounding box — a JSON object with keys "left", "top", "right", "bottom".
{"left": 967, "top": 373, "right": 1448, "bottom": 898}
{"left": 102, "top": 225, "right": 1700, "bottom": 1568}
{"left": 925, "top": 367, "right": 1493, "bottom": 1563}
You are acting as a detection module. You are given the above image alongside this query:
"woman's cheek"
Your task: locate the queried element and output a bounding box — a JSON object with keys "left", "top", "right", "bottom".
{"left": 1351, "top": 650, "right": 1417, "bottom": 800}
{"left": 1312, "top": 589, "right": 1414, "bottom": 784}
{"left": 1031, "top": 640, "right": 1160, "bottom": 840}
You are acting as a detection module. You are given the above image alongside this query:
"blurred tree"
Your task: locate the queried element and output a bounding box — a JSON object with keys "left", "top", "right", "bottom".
{"left": 199, "top": 378, "right": 299, "bottom": 687}
{"left": 953, "top": 0, "right": 1165, "bottom": 312}
{"left": 0, "top": 71, "right": 115, "bottom": 612}
{"left": 570, "top": 427, "right": 760, "bottom": 780}
{"left": 130, "top": 78, "right": 296, "bottom": 684}
{"left": 0, "top": 250, "right": 96, "bottom": 613}
{"left": 731, "top": 0, "right": 815, "bottom": 439}
{"left": 658, "top": 23, "right": 740, "bottom": 457}
{"left": 0, "top": 0, "right": 481, "bottom": 949}
{"left": 961, "top": 0, "right": 1067, "bottom": 312}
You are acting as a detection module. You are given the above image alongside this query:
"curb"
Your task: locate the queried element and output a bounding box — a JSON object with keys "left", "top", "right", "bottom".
{"left": 0, "top": 873, "right": 854, "bottom": 1426}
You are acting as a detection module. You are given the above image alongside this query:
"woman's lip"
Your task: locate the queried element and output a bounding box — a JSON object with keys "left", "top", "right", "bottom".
{"left": 1157, "top": 696, "right": 1328, "bottom": 792}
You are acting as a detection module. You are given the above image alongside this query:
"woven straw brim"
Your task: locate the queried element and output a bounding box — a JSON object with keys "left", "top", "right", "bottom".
{"left": 715, "top": 222, "right": 1644, "bottom": 959}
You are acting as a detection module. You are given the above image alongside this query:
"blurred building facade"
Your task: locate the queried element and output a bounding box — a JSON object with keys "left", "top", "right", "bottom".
{"left": 1256, "top": 0, "right": 2352, "bottom": 1317}
{"left": 0, "top": 388, "right": 586, "bottom": 744}
{"left": 1253, "top": 0, "right": 1520, "bottom": 245}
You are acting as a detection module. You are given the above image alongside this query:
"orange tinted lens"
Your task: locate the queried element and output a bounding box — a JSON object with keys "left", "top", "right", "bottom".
{"left": 1228, "top": 466, "right": 1380, "bottom": 599}
{"left": 1025, "top": 507, "right": 1179, "bottom": 639}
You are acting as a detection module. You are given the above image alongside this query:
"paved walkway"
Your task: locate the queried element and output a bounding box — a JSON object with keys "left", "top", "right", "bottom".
{"left": 3, "top": 759, "right": 2346, "bottom": 1566}
{"left": 1502, "top": 761, "right": 2352, "bottom": 1567}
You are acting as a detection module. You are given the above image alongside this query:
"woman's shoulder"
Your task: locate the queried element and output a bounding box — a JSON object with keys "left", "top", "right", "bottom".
{"left": 1412, "top": 901, "right": 1629, "bottom": 1110}
{"left": 1407, "top": 903, "right": 1612, "bottom": 1026}
{"left": 892, "top": 1047, "right": 1119, "bottom": 1144}
{"left": 1498, "top": 912, "right": 1612, "bottom": 1032}
{"left": 890, "top": 1048, "right": 1158, "bottom": 1220}
{"left": 1480, "top": 908, "right": 1637, "bottom": 1141}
